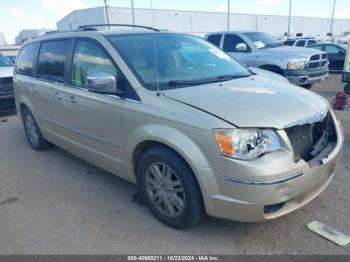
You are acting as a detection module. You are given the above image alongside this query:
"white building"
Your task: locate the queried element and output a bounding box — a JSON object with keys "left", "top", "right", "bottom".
{"left": 15, "top": 29, "right": 54, "bottom": 45}
{"left": 0, "top": 33, "right": 6, "bottom": 45}
{"left": 57, "top": 6, "right": 350, "bottom": 38}
{"left": 0, "top": 45, "right": 21, "bottom": 57}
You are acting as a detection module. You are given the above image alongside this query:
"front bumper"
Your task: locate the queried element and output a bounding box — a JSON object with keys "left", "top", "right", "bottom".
{"left": 0, "top": 94, "right": 15, "bottom": 111}
{"left": 284, "top": 67, "right": 329, "bottom": 86}
{"left": 202, "top": 113, "right": 343, "bottom": 222}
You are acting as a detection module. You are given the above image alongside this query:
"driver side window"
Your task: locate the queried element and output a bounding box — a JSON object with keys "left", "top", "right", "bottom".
{"left": 72, "top": 40, "right": 117, "bottom": 88}
{"left": 223, "top": 34, "right": 249, "bottom": 52}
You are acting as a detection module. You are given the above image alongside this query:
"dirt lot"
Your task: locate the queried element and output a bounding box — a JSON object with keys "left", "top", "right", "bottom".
{"left": 0, "top": 74, "right": 349, "bottom": 255}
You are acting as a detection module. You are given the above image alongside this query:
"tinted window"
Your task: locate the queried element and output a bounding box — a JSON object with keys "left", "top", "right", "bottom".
{"left": 310, "top": 45, "right": 323, "bottom": 51}
{"left": 223, "top": 34, "right": 247, "bottom": 52}
{"left": 207, "top": 34, "right": 222, "bottom": 47}
{"left": 37, "top": 40, "right": 70, "bottom": 83}
{"left": 296, "top": 40, "right": 306, "bottom": 47}
{"left": 324, "top": 45, "right": 344, "bottom": 54}
{"left": 284, "top": 40, "right": 295, "bottom": 46}
{"left": 307, "top": 40, "right": 317, "bottom": 46}
{"left": 72, "top": 40, "right": 116, "bottom": 88}
{"left": 16, "top": 42, "right": 39, "bottom": 76}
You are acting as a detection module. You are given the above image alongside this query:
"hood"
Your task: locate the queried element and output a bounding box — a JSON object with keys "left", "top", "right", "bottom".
{"left": 249, "top": 67, "right": 289, "bottom": 84}
{"left": 0, "top": 67, "right": 14, "bottom": 78}
{"left": 259, "top": 45, "right": 323, "bottom": 59}
{"left": 163, "top": 75, "right": 328, "bottom": 129}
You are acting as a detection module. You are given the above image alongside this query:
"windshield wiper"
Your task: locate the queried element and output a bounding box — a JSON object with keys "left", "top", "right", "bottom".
{"left": 166, "top": 75, "right": 250, "bottom": 87}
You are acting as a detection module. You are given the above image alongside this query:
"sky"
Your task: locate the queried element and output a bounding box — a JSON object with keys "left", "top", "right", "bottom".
{"left": 0, "top": 0, "right": 349, "bottom": 44}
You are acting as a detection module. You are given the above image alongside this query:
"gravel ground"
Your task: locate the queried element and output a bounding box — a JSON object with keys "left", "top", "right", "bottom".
{"left": 0, "top": 74, "right": 349, "bottom": 255}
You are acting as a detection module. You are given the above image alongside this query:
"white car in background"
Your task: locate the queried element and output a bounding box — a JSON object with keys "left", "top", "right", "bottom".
{"left": 0, "top": 53, "right": 14, "bottom": 111}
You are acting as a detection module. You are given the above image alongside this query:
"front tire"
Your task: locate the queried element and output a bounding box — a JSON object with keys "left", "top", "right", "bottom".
{"left": 22, "top": 108, "right": 51, "bottom": 151}
{"left": 137, "top": 146, "right": 204, "bottom": 229}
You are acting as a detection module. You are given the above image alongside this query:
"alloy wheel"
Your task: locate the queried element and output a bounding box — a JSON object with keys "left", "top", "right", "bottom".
{"left": 145, "top": 162, "right": 185, "bottom": 218}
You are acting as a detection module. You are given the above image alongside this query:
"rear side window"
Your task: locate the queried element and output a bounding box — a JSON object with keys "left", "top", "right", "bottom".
{"left": 16, "top": 42, "right": 39, "bottom": 76}
{"left": 284, "top": 40, "right": 295, "bottom": 46}
{"left": 223, "top": 34, "right": 247, "bottom": 52}
{"left": 207, "top": 34, "right": 222, "bottom": 47}
{"left": 296, "top": 40, "right": 306, "bottom": 47}
{"left": 37, "top": 40, "right": 70, "bottom": 83}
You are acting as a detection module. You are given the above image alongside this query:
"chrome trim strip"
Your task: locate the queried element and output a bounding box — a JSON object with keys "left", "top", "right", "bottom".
{"left": 224, "top": 172, "right": 303, "bottom": 186}
{"left": 285, "top": 107, "right": 328, "bottom": 128}
{"left": 39, "top": 116, "right": 120, "bottom": 148}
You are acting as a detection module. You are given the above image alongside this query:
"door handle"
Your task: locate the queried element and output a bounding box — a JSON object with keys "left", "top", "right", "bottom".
{"left": 52, "top": 93, "right": 63, "bottom": 101}
{"left": 65, "top": 96, "right": 77, "bottom": 104}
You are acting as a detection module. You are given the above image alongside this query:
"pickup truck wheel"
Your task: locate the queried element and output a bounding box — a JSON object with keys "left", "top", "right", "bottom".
{"left": 22, "top": 108, "right": 52, "bottom": 151}
{"left": 344, "top": 83, "right": 350, "bottom": 94}
{"left": 137, "top": 146, "right": 204, "bottom": 229}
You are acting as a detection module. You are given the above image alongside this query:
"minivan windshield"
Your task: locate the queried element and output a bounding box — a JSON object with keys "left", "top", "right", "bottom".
{"left": 107, "top": 33, "right": 251, "bottom": 90}
{"left": 243, "top": 32, "right": 282, "bottom": 49}
{"left": 0, "top": 53, "right": 13, "bottom": 67}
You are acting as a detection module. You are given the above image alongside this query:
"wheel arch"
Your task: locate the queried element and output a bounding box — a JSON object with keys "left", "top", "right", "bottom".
{"left": 259, "top": 64, "right": 284, "bottom": 75}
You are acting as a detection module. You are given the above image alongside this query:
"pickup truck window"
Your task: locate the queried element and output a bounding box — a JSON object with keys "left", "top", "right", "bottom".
{"left": 207, "top": 34, "right": 222, "bottom": 47}
{"left": 243, "top": 32, "right": 282, "bottom": 48}
{"left": 223, "top": 34, "right": 247, "bottom": 52}
{"left": 284, "top": 40, "right": 295, "bottom": 46}
{"left": 296, "top": 40, "right": 306, "bottom": 47}
{"left": 0, "top": 53, "right": 12, "bottom": 67}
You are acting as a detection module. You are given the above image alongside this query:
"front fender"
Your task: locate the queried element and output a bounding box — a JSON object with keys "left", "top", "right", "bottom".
{"left": 125, "top": 124, "right": 219, "bottom": 212}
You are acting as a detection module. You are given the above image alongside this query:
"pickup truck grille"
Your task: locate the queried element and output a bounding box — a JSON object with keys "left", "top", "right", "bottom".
{"left": 0, "top": 77, "right": 13, "bottom": 96}
{"left": 308, "top": 54, "right": 328, "bottom": 70}
{"left": 286, "top": 112, "right": 336, "bottom": 162}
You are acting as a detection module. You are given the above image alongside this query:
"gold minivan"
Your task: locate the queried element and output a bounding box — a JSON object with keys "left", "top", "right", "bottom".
{"left": 14, "top": 26, "right": 343, "bottom": 228}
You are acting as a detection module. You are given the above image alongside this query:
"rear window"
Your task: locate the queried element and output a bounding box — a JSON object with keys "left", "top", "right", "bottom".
{"left": 37, "top": 40, "right": 70, "bottom": 83}
{"left": 206, "top": 34, "right": 222, "bottom": 47}
{"left": 16, "top": 42, "right": 39, "bottom": 76}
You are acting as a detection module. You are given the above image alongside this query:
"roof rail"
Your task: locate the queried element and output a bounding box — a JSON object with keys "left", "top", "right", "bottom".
{"left": 78, "top": 24, "right": 161, "bottom": 32}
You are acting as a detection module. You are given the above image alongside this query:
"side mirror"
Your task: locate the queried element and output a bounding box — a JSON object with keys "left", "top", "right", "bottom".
{"left": 236, "top": 43, "right": 248, "bottom": 52}
{"left": 86, "top": 72, "right": 122, "bottom": 95}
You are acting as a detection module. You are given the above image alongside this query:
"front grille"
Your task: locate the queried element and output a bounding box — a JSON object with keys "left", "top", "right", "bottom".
{"left": 286, "top": 112, "right": 336, "bottom": 162}
{"left": 307, "top": 53, "right": 328, "bottom": 71}
{"left": 0, "top": 77, "right": 13, "bottom": 96}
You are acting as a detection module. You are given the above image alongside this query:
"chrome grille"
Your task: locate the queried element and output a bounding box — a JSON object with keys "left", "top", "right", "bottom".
{"left": 307, "top": 53, "right": 328, "bottom": 70}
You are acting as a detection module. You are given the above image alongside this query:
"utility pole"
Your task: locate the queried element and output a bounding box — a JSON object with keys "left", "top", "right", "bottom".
{"left": 131, "top": 0, "right": 135, "bottom": 26}
{"left": 287, "top": 0, "right": 292, "bottom": 37}
{"left": 227, "top": 0, "right": 230, "bottom": 30}
{"left": 330, "top": 0, "right": 336, "bottom": 37}
{"left": 103, "top": 0, "right": 110, "bottom": 29}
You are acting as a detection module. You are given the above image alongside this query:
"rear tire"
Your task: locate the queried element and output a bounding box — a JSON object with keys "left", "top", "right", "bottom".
{"left": 137, "top": 146, "right": 204, "bottom": 229}
{"left": 22, "top": 108, "right": 52, "bottom": 151}
{"left": 344, "top": 83, "right": 350, "bottom": 95}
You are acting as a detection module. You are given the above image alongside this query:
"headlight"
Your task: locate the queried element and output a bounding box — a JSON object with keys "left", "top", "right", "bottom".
{"left": 287, "top": 60, "right": 306, "bottom": 70}
{"left": 213, "top": 129, "right": 283, "bottom": 160}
